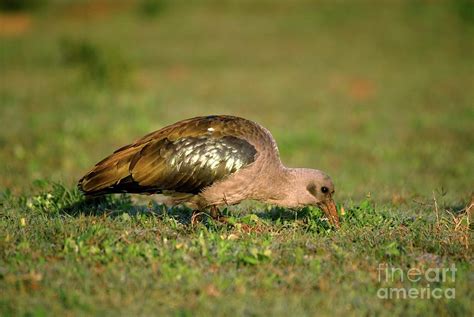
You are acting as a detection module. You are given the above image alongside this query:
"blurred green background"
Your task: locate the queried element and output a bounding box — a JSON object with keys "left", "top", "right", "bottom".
{"left": 1, "top": 0, "right": 473, "bottom": 203}
{"left": 1, "top": 2, "right": 473, "bottom": 316}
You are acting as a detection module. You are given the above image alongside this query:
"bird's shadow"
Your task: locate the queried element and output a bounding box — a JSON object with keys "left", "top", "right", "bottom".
{"left": 61, "top": 196, "right": 296, "bottom": 227}
{"left": 59, "top": 195, "right": 308, "bottom": 227}
{"left": 60, "top": 195, "right": 195, "bottom": 225}
{"left": 255, "top": 206, "right": 309, "bottom": 222}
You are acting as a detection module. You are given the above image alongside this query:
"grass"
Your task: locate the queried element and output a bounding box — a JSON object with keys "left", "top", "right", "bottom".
{"left": 0, "top": 0, "right": 473, "bottom": 316}
{"left": 0, "top": 183, "right": 471, "bottom": 316}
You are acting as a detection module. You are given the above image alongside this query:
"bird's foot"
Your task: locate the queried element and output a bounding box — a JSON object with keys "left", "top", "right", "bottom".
{"left": 209, "top": 206, "right": 231, "bottom": 224}
{"left": 191, "top": 206, "right": 229, "bottom": 226}
{"left": 191, "top": 210, "right": 205, "bottom": 226}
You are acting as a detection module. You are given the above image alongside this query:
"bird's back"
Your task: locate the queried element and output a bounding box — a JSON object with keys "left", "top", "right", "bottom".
{"left": 78, "top": 115, "right": 276, "bottom": 197}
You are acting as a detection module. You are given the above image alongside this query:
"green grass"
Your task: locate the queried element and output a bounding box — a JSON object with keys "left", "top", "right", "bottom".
{"left": 0, "top": 1, "right": 473, "bottom": 316}
{"left": 1, "top": 183, "right": 471, "bottom": 316}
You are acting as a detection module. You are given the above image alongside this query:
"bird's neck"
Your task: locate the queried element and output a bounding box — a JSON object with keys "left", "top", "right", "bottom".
{"left": 256, "top": 166, "right": 306, "bottom": 207}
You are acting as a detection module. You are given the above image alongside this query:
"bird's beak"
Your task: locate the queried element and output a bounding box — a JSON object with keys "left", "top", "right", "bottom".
{"left": 318, "top": 199, "right": 340, "bottom": 228}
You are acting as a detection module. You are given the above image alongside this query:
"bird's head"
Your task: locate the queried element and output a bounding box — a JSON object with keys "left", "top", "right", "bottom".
{"left": 284, "top": 168, "right": 340, "bottom": 228}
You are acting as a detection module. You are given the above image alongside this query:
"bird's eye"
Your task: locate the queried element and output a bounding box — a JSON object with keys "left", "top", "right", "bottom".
{"left": 321, "top": 186, "right": 329, "bottom": 194}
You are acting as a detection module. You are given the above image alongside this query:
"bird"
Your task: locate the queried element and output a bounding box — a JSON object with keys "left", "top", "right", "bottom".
{"left": 78, "top": 115, "right": 339, "bottom": 227}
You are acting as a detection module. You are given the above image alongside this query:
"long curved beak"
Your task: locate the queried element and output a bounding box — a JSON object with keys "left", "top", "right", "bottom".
{"left": 318, "top": 199, "right": 340, "bottom": 228}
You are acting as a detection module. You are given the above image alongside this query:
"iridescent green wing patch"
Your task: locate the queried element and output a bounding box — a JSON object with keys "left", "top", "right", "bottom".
{"left": 127, "top": 135, "right": 257, "bottom": 194}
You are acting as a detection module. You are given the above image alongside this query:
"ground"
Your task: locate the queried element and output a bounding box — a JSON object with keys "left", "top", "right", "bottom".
{"left": 0, "top": 1, "right": 473, "bottom": 316}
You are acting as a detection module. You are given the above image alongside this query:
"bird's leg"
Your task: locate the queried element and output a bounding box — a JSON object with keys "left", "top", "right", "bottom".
{"left": 209, "top": 206, "right": 232, "bottom": 224}
{"left": 191, "top": 209, "right": 206, "bottom": 226}
{"left": 191, "top": 206, "right": 228, "bottom": 226}
{"left": 209, "top": 205, "right": 221, "bottom": 219}
{"left": 191, "top": 205, "right": 218, "bottom": 226}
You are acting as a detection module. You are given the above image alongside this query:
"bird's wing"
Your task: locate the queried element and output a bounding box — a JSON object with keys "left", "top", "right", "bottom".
{"left": 78, "top": 117, "right": 258, "bottom": 196}
{"left": 129, "top": 135, "right": 256, "bottom": 193}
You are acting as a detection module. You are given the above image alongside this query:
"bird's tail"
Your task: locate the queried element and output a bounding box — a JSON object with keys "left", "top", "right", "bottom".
{"left": 78, "top": 145, "right": 138, "bottom": 196}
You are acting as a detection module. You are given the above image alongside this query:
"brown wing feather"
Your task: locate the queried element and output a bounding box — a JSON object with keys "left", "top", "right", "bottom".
{"left": 78, "top": 116, "right": 260, "bottom": 196}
